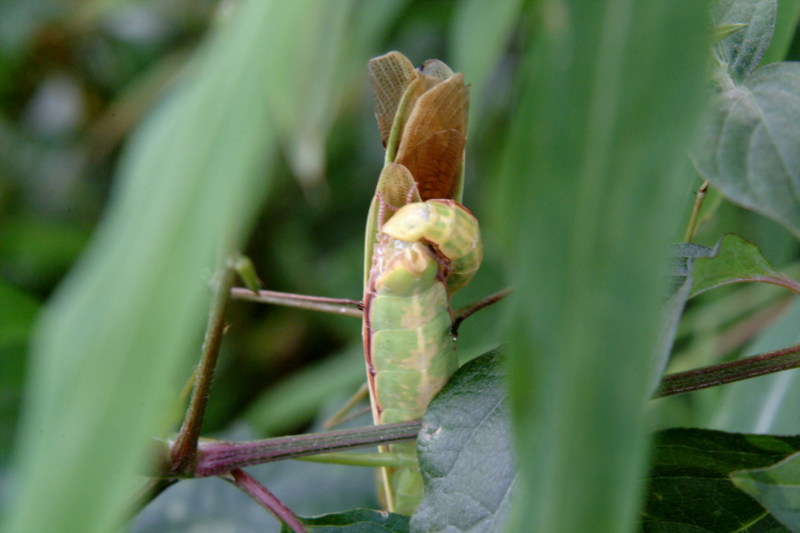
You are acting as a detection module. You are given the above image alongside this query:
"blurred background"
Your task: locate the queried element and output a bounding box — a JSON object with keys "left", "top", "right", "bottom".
{"left": 1, "top": 0, "right": 799, "bottom": 530}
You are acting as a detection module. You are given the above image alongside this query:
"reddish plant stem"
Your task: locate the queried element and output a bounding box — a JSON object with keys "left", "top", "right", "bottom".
{"left": 171, "top": 266, "right": 235, "bottom": 476}
{"left": 231, "top": 287, "right": 363, "bottom": 317}
{"left": 655, "top": 342, "right": 800, "bottom": 398}
{"left": 451, "top": 287, "right": 512, "bottom": 336}
{"left": 225, "top": 469, "right": 306, "bottom": 533}
{"left": 191, "top": 420, "right": 422, "bottom": 477}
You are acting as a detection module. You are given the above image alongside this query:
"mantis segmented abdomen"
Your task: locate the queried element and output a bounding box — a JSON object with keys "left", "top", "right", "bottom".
{"left": 364, "top": 199, "right": 482, "bottom": 514}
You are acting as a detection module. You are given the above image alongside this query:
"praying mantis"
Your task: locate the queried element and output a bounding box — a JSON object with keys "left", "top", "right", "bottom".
{"left": 361, "top": 51, "right": 481, "bottom": 514}
{"left": 229, "top": 51, "right": 489, "bottom": 516}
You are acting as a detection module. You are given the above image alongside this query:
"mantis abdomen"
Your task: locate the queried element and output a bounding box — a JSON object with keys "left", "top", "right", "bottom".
{"left": 364, "top": 199, "right": 481, "bottom": 514}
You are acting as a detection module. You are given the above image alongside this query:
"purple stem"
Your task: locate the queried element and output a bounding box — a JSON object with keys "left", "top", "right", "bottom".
{"left": 226, "top": 469, "right": 306, "bottom": 533}
{"left": 192, "top": 420, "right": 421, "bottom": 477}
{"left": 656, "top": 342, "right": 800, "bottom": 397}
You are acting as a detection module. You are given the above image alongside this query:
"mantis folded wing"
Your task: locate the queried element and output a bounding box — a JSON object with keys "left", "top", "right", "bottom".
{"left": 362, "top": 52, "right": 482, "bottom": 515}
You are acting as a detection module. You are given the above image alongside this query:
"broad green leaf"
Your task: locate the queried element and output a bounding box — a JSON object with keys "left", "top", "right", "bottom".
{"left": 411, "top": 351, "right": 513, "bottom": 533}
{"left": 1, "top": 2, "right": 358, "bottom": 532}
{"left": 495, "top": 3, "right": 710, "bottom": 532}
{"left": 691, "top": 234, "right": 800, "bottom": 297}
{"left": 643, "top": 428, "right": 799, "bottom": 532}
{"left": 284, "top": 510, "right": 409, "bottom": 533}
{"left": 711, "top": 298, "right": 800, "bottom": 434}
{"left": 695, "top": 62, "right": 800, "bottom": 239}
{"left": 732, "top": 451, "right": 800, "bottom": 532}
{"left": 712, "top": 0, "right": 777, "bottom": 83}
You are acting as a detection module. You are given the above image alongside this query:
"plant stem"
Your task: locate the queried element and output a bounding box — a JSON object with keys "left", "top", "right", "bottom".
{"left": 225, "top": 469, "right": 306, "bottom": 533}
{"left": 683, "top": 180, "right": 709, "bottom": 243}
{"left": 323, "top": 382, "right": 370, "bottom": 429}
{"left": 171, "top": 266, "right": 235, "bottom": 476}
{"left": 451, "top": 287, "right": 512, "bottom": 336}
{"left": 297, "top": 451, "right": 417, "bottom": 468}
{"left": 187, "top": 420, "right": 421, "bottom": 477}
{"left": 655, "top": 343, "right": 800, "bottom": 398}
{"left": 230, "top": 287, "right": 363, "bottom": 317}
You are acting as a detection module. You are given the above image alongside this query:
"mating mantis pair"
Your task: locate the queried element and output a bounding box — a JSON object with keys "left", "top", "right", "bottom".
{"left": 235, "top": 51, "right": 487, "bottom": 515}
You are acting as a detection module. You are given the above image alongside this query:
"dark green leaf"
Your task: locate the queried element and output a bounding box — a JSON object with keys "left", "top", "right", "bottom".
{"left": 643, "top": 428, "right": 800, "bottom": 532}
{"left": 695, "top": 62, "right": 800, "bottom": 239}
{"left": 712, "top": 0, "right": 776, "bottom": 82}
{"left": 412, "top": 351, "right": 513, "bottom": 533}
{"left": 732, "top": 451, "right": 800, "bottom": 531}
{"left": 691, "top": 234, "right": 800, "bottom": 297}
{"left": 285, "top": 510, "right": 409, "bottom": 533}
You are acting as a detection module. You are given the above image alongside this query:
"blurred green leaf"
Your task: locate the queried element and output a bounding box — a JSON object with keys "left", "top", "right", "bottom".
{"left": 285, "top": 509, "right": 409, "bottom": 533}
{"left": 0, "top": 281, "right": 39, "bottom": 461}
{"left": 496, "top": 2, "right": 710, "bottom": 532}
{"left": 712, "top": 0, "right": 777, "bottom": 82}
{"left": 696, "top": 63, "right": 800, "bottom": 239}
{"left": 761, "top": 0, "right": 800, "bottom": 64}
{"left": 711, "top": 297, "right": 800, "bottom": 434}
{"left": 691, "top": 234, "right": 800, "bottom": 297}
{"left": 412, "top": 350, "right": 512, "bottom": 533}
{"left": 450, "top": 0, "right": 522, "bottom": 128}
{"left": 1, "top": 2, "right": 360, "bottom": 532}
{"left": 643, "top": 427, "right": 798, "bottom": 532}
{"left": 732, "top": 451, "right": 800, "bottom": 532}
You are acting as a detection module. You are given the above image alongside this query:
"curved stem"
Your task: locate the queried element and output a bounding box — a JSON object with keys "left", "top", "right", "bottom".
{"left": 225, "top": 469, "right": 306, "bottom": 533}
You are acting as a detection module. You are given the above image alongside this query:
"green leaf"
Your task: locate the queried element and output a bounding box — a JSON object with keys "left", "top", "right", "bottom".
{"left": 411, "top": 351, "right": 513, "bottom": 533}
{"left": 695, "top": 62, "right": 800, "bottom": 239}
{"left": 495, "top": 3, "right": 711, "bottom": 532}
{"left": 1, "top": 2, "right": 360, "bottom": 533}
{"left": 0, "top": 281, "right": 39, "bottom": 460}
{"left": 450, "top": 0, "right": 523, "bottom": 127}
{"left": 761, "top": 0, "right": 800, "bottom": 65}
{"left": 284, "top": 510, "right": 409, "bottom": 533}
{"left": 712, "top": 0, "right": 777, "bottom": 83}
{"left": 691, "top": 234, "right": 800, "bottom": 297}
{"left": 732, "top": 451, "right": 800, "bottom": 532}
{"left": 643, "top": 428, "right": 800, "bottom": 532}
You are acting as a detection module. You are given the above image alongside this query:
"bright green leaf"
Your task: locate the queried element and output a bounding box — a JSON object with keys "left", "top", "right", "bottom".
{"left": 732, "top": 451, "right": 800, "bottom": 532}
{"left": 412, "top": 351, "right": 513, "bottom": 533}
{"left": 691, "top": 234, "right": 800, "bottom": 297}
{"left": 643, "top": 428, "right": 799, "bottom": 532}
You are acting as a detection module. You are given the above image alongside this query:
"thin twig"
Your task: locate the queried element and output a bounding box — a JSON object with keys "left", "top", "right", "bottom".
{"left": 171, "top": 266, "right": 235, "bottom": 475}
{"left": 323, "top": 382, "right": 370, "bottom": 429}
{"left": 451, "top": 287, "right": 512, "bottom": 336}
{"left": 683, "top": 180, "right": 709, "bottom": 243}
{"left": 655, "top": 342, "right": 800, "bottom": 398}
{"left": 225, "top": 469, "right": 306, "bottom": 533}
{"left": 231, "top": 287, "right": 363, "bottom": 317}
{"left": 189, "top": 420, "right": 422, "bottom": 477}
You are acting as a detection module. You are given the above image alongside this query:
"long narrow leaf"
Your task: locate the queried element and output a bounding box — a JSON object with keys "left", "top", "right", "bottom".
{"left": 1, "top": 2, "right": 355, "bottom": 532}
{"left": 496, "top": 3, "right": 710, "bottom": 532}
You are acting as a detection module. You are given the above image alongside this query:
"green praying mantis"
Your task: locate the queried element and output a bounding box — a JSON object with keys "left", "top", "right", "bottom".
{"left": 361, "top": 51, "right": 481, "bottom": 514}
{"left": 229, "top": 51, "right": 492, "bottom": 516}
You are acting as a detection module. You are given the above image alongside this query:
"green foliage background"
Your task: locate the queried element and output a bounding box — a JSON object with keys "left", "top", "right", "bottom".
{"left": 0, "top": 0, "right": 799, "bottom": 532}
